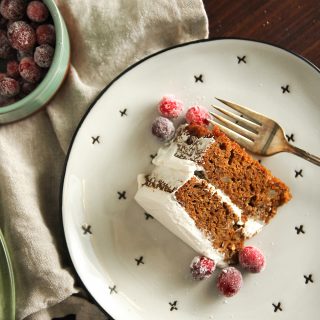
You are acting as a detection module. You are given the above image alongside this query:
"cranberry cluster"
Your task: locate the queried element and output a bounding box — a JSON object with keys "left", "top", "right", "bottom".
{"left": 0, "top": 0, "right": 55, "bottom": 107}
{"left": 190, "top": 246, "right": 266, "bottom": 298}
{"left": 151, "top": 95, "right": 212, "bottom": 142}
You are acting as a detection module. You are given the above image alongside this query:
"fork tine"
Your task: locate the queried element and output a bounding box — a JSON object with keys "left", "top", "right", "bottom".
{"left": 208, "top": 119, "right": 254, "bottom": 149}
{"left": 210, "top": 113, "right": 256, "bottom": 141}
{"left": 212, "top": 105, "right": 261, "bottom": 132}
{"left": 215, "top": 98, "right": 265, "bottom": 125}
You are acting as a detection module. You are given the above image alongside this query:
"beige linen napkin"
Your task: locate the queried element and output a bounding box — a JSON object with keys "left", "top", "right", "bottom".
{"left": 0, "top": 0, "right": 208, "bottom": 319}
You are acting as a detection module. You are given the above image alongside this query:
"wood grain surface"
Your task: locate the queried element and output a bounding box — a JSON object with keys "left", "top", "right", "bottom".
{"left": 203, "top": 0, "right": 320, "bottom": 67}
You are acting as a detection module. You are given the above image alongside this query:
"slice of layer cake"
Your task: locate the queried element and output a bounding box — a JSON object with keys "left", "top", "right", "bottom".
{"left": 135, "top": 124, "right": 291, "bottom": 267}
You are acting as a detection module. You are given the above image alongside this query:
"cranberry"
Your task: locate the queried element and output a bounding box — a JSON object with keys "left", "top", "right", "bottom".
{"left": 186, "top": 105, "right": 212, "bottom": 126}
{"left": 0, "top": 0, "right": 25, "bottom": 21}
{"left": 36, "top": 24, "right": 55, "bottom": 46}
{"left": 19, "top": 57, "right": 41, "bottom": 83}
{"left": 217, "top": 267, "right": 243, "bottom": 297}
{"left": 239, "top": 246, "right": 266, "bottom": 273}
{"left": 190, "top": 256, "right": 216, "bottom": 280}
{"left": 158, "top": 95, "right": 184, "bottom": 119}
{"left": 0, "top": 76, "right": 20, "bottom": 97}
{"left": 0, "top": 29, "right": 12, "bottom": 59}
{"left": 27, "top": 1, "right": 49, "bottom": 23}
{"left": 151, "top": 116, "right": 175, "bottom": 142}
{"left": 7, "top": 60, "right": 19, "bottom": 78}
{"left": 7, "top": 21, "right": 36, "bottom": 52}
{"left": 34, "top": 44, "right": 54, "bottom": 68}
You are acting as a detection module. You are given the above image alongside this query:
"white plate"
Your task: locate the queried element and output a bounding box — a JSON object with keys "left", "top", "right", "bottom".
{"left": 61, "top": 39, "right": 320, "bottom": 320}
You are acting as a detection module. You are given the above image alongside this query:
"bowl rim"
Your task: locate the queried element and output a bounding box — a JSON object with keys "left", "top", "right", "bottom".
{"left": 0, "top": 0, "right": 67, "bottom": 115}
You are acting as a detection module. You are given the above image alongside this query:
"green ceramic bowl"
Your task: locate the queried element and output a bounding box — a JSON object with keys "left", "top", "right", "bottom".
{"left": 0, "top": 0, "right": 70, "bottom": 124}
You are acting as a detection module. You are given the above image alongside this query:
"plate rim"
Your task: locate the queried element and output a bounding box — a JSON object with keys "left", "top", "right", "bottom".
{"left": 60, "top": 37, "right": 320, "bottom": 319}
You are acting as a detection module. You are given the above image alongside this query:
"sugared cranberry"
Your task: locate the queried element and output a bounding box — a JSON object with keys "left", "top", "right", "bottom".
{"left": 7, "top": 60, "right": 19, "bottom": 78}
{"left": 217, "top": 267, "right": 243, "bottom": 297}
{"left": 7, "top": 21, "right": 36, "bottom": 52}
{"left": 186, "top": 105, "right": 212, "bottom": 126}
{"left": 21, "top": 81, "right": 37, "bottom": 94}
{"left": 27, "top": 1, "right": 49, "bottom": 23}
{"left": 158, "top": 95, "right": 184, "bottom": 119}
{"left": 0, "top": 29, "right": 12, "bottom": 59}
{"left": 19, "top": 57, "right": 41, "bottom": 83}
{"left": 36, "top": 24, "right": 55, "bottom": 46}
{"left": 239, "top": 246, "right": 266, "bottom": 273}
{"left": 34, "top": 44, "right": 54, "bottom": 68}
{"left": 151, "top": 116, "right": 175, "bottom": 142}
{"left": 190, "top": 256, "right": 216, "bottom": 280}
{"left": 0, "top": 0, "right": 25, "bottom": 21}
{"left": 0, "top": 76, "right": 20, "bottom": 97}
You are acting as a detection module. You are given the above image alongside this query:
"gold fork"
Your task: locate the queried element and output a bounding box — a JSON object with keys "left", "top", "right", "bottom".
{"left": 209, "top": 98, "right": 320, "bottom": 166}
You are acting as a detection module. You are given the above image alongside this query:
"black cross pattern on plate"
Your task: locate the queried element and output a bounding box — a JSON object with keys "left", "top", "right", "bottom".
{"left": 286, "top": 133, "right": 295, "bottom": 142}
{"left": 144, "top": 212, "right": 154, "bottom": 220}
{"left": 117, "top": 191, "right": 126, "bottom": 200}
{"left": 295, "top": 225, "right": 305, "bottom": 235}
{"left": 304, "top": 274, "right": 314, "bottom": 284}
{"left": 119, "top": 108, "right": 127, "bottom": 117}
{"left": 169, "top": 300, "right": 178, "bottom": 311}
{"left": 295, "top": 169, "right": 303, "bottom": 178}
{"left": 258, "top": 159, "right": 262, "bottom": 164}
{"left": 82, "top": 224, "right": 92, "bottom": 235}
{"left": 237, "top": 55, "right": 246, "bottom": 64}
{"left": 91, "top": 136, "right": 100, "bottom": 144}
{"left": 109, "top": 285, "right": 117, "bottom": 294}
{"left": 272, "top": 302, "right": 282, "bottom": 312}
{"left": 135, "top": 256, "right": 145, "bottom": 266}
{"left": 194, "top": 74, "right": 203, "bottom": 83}
{"left": 281, "top": 85, "right": 290, "bottom": 93}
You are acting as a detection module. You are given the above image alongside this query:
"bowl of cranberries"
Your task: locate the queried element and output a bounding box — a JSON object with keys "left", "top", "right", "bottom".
{"left": 0, "top": 0, "right": 70, "bottom": 124}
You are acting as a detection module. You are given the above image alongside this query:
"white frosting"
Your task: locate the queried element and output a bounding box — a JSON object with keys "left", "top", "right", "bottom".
{"left": 243, "top": 219, "right": 264, "bottom": 237}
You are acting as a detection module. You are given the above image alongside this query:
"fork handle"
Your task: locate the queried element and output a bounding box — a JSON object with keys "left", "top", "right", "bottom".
{"left": 286, "top": 143, "right": 320, "bottom": 166}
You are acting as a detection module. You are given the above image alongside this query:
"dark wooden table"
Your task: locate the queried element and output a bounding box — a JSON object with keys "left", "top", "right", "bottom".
{"left": 203, "top": 0, "right": 320, "bottom": 67}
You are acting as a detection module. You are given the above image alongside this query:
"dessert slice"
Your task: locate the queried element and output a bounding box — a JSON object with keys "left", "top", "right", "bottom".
{"left": 135, "top": 124, "right": 291, "bottom": 266}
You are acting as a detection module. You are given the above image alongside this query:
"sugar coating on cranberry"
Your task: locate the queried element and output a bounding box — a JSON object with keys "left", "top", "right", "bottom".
{"left": 185, "top": 105, "right": 212, "bottom": 126}
{"left": 190, "top": 256, "right": 216, "bottom": 280}
{"left": 27, "top": 1, "right": 49, "bottom": 23}
{"left": 151, "top": 116, "right": 175, "bottom": 142}
{"left": 7, "top": 60, "right": 19, "bottom": 78}
{"left": 158, "top": 95, "right": 184, "bottom": 118}
{"left": 36, "top": 24, "right": 55, "bottom": 46}
{"left": 0, "top": 0, "right": 25, "bottom": 21}
{"left": 19, "top": 57, "right": 41, "bottom": 83}
{"left": 0, "top": 29, "right": 12, "bottom": 59}
{"left": 217, "top": 267, "right": 243, "bottom": 297}
{"left": 0, "top": 77, "right": 20, "bottom": 97}
{"left": 7, "top": 21, "right": 36, "bottom": 52}
{"left": 34, "top": 44, "right": 54, "bottom": 68}
{"left": 239, "top": 246, "right": 266, "bottom": 273}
